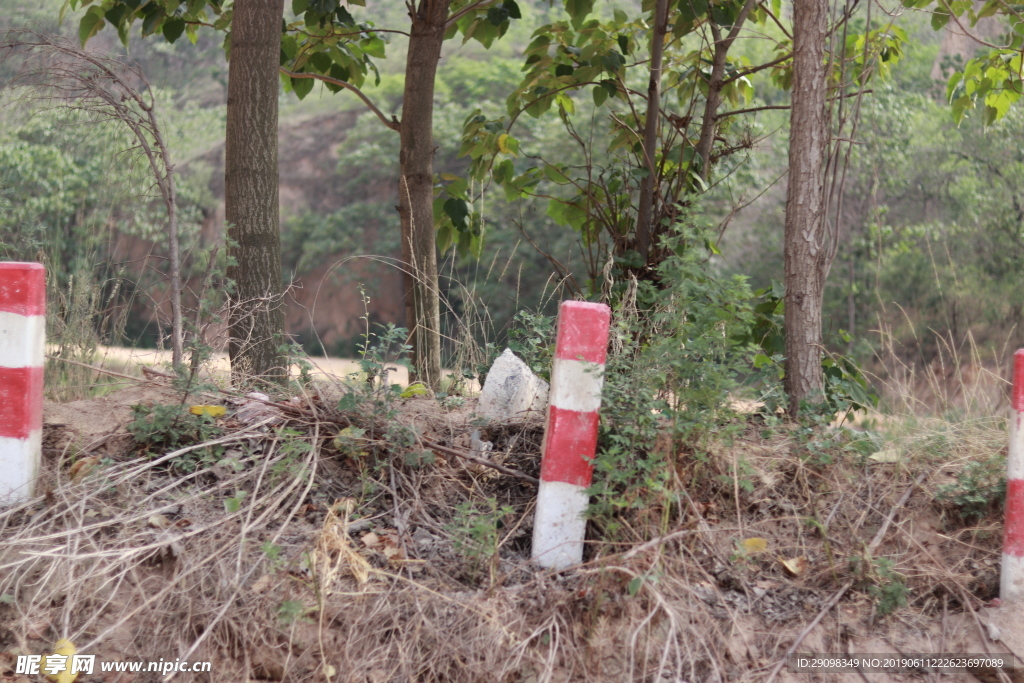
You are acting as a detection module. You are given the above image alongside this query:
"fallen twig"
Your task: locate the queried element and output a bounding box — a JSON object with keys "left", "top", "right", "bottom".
{"left": 425, "top": 440, "right": 539, "bottom": 485}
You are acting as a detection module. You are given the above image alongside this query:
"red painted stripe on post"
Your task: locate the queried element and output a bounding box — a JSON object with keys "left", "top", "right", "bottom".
{"left": 554, "top": 301, "right": 611, "bottom": 364}
{"left": 0, "top": 366, "right": 44, "bottom": 439}
{"left": 0, "top": 263, "right": 45, "bottom": 317}
{"left": 1006, "top": 479, "right": 1024, "bottom": 558}
{"left": 1014, "top": 350, "right": 1024, "bottom": 413}
{"left": 540, "top": 406, "right": 599, "bottom": 487}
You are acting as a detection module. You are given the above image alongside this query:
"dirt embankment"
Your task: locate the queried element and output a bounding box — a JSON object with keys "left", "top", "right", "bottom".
{"left": 2, "top": 380, "right": 1022, "bottom": 682}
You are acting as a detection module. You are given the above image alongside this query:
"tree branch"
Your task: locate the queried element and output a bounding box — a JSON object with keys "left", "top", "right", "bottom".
{"left": 444, "top": 0, "right": 501, "bottom": 29}
{"left": 279, "top": 68, "right": 400, "bottom": 131}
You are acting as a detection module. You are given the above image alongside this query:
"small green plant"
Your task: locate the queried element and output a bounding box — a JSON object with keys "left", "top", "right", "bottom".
{"left": 851, "top": 555, "right": 909, "bottom": 615}
{"left": 938, "top": 456, "right": 1007, "bottom": 521}
{"left": 261, "top": 542, "right": 284, "bottom": 567}
{"left": 337, "top": 321, "right": 413, "bottom": 413}
{"left": 507, "top": 311, "right": 556, "bottom": 381}
{"left": 447, "top": 497, "right": 513, "bottom": 582}
{"left": 276, "top": 599, "right": 309, "bottom": 625}
{"left": 272, "top": 427, "right": 314, "bottom": 481}
{"left": 127, "top": 403, "right": 225, "bottom": 471}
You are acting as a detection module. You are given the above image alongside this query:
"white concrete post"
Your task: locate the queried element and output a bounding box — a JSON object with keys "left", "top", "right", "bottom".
{"left": 0, "top": 262, "right": 45, "bottom": 503}
{"left": 532, "top": 300, "right": 611, "bottom": 570}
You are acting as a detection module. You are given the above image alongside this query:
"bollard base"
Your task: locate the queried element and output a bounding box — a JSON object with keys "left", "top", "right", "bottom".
{"left": 0, "top": 430, "right": 41, "bottom": 503}
{"left": 532, "top": 479, "right": 588, "bottom": 570}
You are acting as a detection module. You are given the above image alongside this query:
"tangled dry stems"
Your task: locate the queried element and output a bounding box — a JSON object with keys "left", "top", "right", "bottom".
{"left": 0, "top": 363, "right": 1012, "bottom": 682}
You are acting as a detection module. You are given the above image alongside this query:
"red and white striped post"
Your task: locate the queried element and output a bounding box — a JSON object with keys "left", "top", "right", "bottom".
{"left": 532, "top": 300, "right": 611, "bottom": 570}
{"left": 0, "top": 263, "right": 45, "bottom": 503}
{"left": 1003, "top": 350, "right": 1024, "bottom": 602}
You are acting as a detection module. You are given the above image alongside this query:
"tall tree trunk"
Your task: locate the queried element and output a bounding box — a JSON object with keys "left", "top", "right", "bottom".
{"left": 399, "top": 0, "right": 448, "bottom": 391}
{"left": 635, "top": 0, "right": 668, "bottom": 261}
{"left": 224, "top": 0, "right": 286, "bottom": 386}
{"left": 783, "top": 0, "right": 829, "bottom": 413}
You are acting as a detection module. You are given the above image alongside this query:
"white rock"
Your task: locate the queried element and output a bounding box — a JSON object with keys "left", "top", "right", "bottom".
{"left": 477, "top": 348, "right": 549, "bottom": 422}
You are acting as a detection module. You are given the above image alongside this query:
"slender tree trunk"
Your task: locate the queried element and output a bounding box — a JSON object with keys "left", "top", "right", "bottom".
{"left": 635, "top": 0, "right": 668, "bottom": 261}
{"left": 783, "top": 0, "right": 829, "bottom": 413}
{"left": 693, "top": 0, "right": 758, "bottom": 182}
{"left": 224, "top": 0, "right": 287, "bottom": 386}
{"left": 399, "top": 0, "right": 448, "bottom": 391}
{"left": 166, "top": 175, "right": 182, "bottom": 370}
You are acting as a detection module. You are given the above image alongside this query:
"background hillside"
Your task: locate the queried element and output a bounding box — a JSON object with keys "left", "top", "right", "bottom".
{"left": 1, "top": 0, "right": 1021, "bottom": 395}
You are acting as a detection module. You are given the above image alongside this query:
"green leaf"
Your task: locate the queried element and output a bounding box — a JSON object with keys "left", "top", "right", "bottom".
{"left": 601, "top": 50, "right": 625, "bottom": 73}
{"left": 362, "top": 36, "right": 386, "bottom": 58}
{"left": 555, "top": 63, "right": 574, "bottom": 77}
{"left": 281, "top": 34, "right": 299, "bottom": 60}
{"left": 325, "top": 63, "right": 350, "bottom": 91}
{"left": 436, "top": 221, "right": 454, "bottom": 253}
{"left": 593, "top": 84, "right": 609, "bottom": 106}
{"left": 565, "top": 0, "right": 595, "bottom": 29}
{"left": 78, "top": 7, "right": 104, "bottom": 47}
{"left": 104, "top": 5, "right": 126, "bottom": 27}
{"left": 678, "top": 0, "right": 708, "bottom": 23}
{"left": 118, "top": 19, "right": 132, "bottom": 47}
{"left": 293, "top": 0, "right": 309, "bottom": 13}
{"left": 292, "top": 75, "right": 315, "bottom": 100}
{"left": 544, "top": 163, "right": 571, "bottom": 184}
{"left": 336, "top": 5, "right": 355, "bottom": 23}
{"left": 617, "top": 34, "right": 629, "bottom": 54}
{"left": 503, "top": 0, "right": 521, "bottom": 20}
{"left": 310, "top": 51, "right": 332, "bottom": 73}
{"left": 444, "top": 197, "right": 470, "bottom": 230}
{"left": 627, "top": 576, "right": 643, "bottom": 596}
{"left": 493, "top": 158, "right": 515, "bottom": 184}
{"left": 487, "top": 5, "right": 510, "bottom": 25}
{"left": 931, "top": 9, "right": 950, "bottom": 30}
{"left": 162, "top": 16, "right": 186, "bottom": 43}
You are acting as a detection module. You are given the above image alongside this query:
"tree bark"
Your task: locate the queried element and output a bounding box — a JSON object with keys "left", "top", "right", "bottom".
{"left": 783, "top": 0, "right": 829, "bottom": 413}
{"left": 635, "top": 0, "right": 668, "bottom": 261}
{"left": 399, "top": 0, "right": 448, "bottom": 391}
{"left": 224, "top": 0, "right": 287, "bottom": 386}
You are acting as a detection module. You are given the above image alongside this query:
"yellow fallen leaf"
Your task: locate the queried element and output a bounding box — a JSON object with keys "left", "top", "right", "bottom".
{"left": 323, "top": 663, "right": 337, "bottom": 678}
{"left": 779, "top": 555, "right": 808, "bottom": 576}
{"left": 189, "top": 405, "right": 226, "bottom": 418}
{"left": 741, "top": 537, "right": 768, "bottom": 554}
{"left": 43, "top": 638, "right": 77, "bottom": 683}
{"left": 68, "top": 456, "right": 99, "bottom": 483}
{"left": 399, "top": 383, "right": 430, "bottom": 399}
{"left": 251, "top": 574, "right": 271, "bottom": 594}
{"left": 868, "top": 448, "right": 901, "bottom": 463}
{"left": 147, "top": 514, "right": 171, "bottom": 529}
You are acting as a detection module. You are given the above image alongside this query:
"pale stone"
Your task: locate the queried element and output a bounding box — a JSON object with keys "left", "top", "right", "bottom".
{"left": 476, "top": 348, "right": 549, "bottom": 423}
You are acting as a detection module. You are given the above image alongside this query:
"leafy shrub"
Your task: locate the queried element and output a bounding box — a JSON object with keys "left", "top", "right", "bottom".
{"left": 128, "top": 402, "right": 224, "bottom": 471}
{"left": 938, "top": 456, "right": 1007, "bottom": 521}
{"left": 586, "top": 222, "right": 761, "bottom": 527}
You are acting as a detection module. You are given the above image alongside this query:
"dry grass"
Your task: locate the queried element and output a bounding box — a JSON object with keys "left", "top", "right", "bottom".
{"left": 1, "top": 344, "right": 1018, "bottom": 682}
